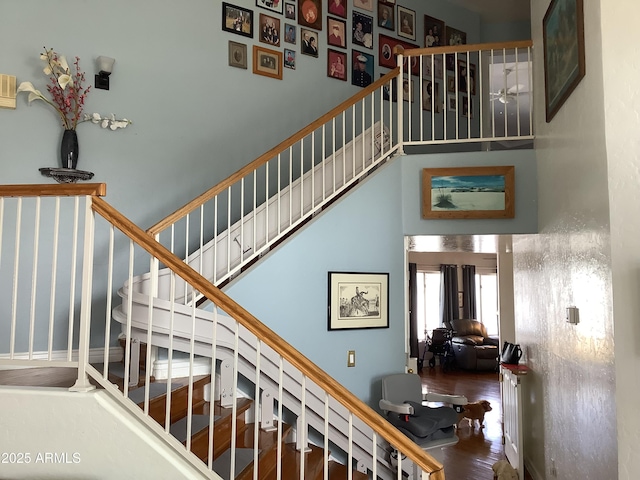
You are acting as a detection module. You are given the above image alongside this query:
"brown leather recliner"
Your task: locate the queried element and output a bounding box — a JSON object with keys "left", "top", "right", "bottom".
{"left": 446, "top": 319, "right": 499, "bottom": 371}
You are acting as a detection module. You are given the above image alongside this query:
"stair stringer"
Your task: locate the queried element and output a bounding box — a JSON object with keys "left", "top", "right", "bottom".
{"left": 113, "top": 294, "right": 395, "bottom": 479}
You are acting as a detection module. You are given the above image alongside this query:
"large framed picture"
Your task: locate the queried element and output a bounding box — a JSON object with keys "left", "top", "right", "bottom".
{"left": 352, "top": 11, "right": 374, "bottom": 49}
{"left": 422, "top": 166, "right": 515, "bottom": 219}
{"left": 222, "top": 3, "right": 254, "bottom": 38}
{"left": 298, "top": 0, "right": 322, "bottom": 30}
{"left": 253, "top": 45, "right": 283, "bottom": 80}
{"left": 256, "top": 0, "right": 283, "bottom": 14}
{"left": 327, "top": 17, "right": 347, "bottom": 48}
{"left": 397, "top": 6, "right": 416, "bottom": 41}
{"left": 328, "top": 49, "right": 347, "bottom": 81}
{"left": 543, "top": 0, "right": 585, "bottom": 122}
{"left": 259, "top": 13, "right": 281, "bottom": 47}
{"left": 378, "top": 34, "right": 419, "bottom": 75}
{"left": 228, "top": 41, "right": 248, "bottom": 69}
{"left": 378, "top": 2, "right": 394, "bottom": 30}
{"left": 328, "top": 0, "right": 347, "bottom": 18}
{"left": 328, "top": 272, "right": 389, "bottom": 330}
{"left": 444, "top": 25, "right": 466, "bottom": 46}
{"left": 424, "top": 14, "right": 445, "bottom": 47}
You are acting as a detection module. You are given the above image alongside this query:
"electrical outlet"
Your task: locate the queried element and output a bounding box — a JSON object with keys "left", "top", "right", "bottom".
{"left": 347, "top": 350, "right": 356, "bottom": 367}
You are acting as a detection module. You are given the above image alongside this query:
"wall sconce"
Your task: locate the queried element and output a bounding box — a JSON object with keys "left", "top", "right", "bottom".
{"left": 95, "top": 56, "right": 115, "bottom": 90}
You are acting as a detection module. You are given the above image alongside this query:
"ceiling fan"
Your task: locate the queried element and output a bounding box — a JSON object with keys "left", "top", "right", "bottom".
{"left": 490, "top": 84, "right": 529, "bottom": 104}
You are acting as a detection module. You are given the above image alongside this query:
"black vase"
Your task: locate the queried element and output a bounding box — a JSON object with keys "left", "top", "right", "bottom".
{"left": 60, "top": 129, "right": 79, "bottom": 170}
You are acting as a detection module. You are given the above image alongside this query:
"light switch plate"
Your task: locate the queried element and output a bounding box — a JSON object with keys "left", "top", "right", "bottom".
{"left": 347, "top": 350, "right": 355, "bottom": 367}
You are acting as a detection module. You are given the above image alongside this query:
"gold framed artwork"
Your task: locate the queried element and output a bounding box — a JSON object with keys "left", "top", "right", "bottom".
{"left": 253, "top": 45, "right": 283, "bottom": 80}
{"left": 422, "top": 166, "right": 515, "bottom": 219}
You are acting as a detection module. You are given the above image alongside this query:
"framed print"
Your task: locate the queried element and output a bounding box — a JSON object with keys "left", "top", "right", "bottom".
{"left": 301, "top": 28, "right": 319, "bottom": 57}
{"left": 284, "top": 23, "right": 297, "bottom": 44}
{"left": 421, "top": 166, "right": 515, "bottom": 219}
{"left": 422, "top": 55, "right": 443, "bottom": 79}
{"left": 397, "top": 6, "right": 416, "bottom": 41}
{"left": 543, "top": 0, "right": 585, "bottom": 122}
{"left": 328, "top": 49, "right": 347, "bottom": 81}
{"left": 378, "top": 34, "right": 419, "bottom": 75}
{"left": 284, "top": 48, "right": 296, "bottom": 69}
{"left": 447, "top": 93, "right": 456, "bottom": 111}
{"left": 401, "top": 77, "right": 414, "bottom": 103}
{"left": 424, "top": 15, "right": 445, "bottom": 47}
{"left": 285, "top": 2, "right": 296, "bottom": 19}
{"left": 327, "top": 17, "right": 347, "bottom": 48}
{"left": 462, "top": 95, "right": 473, "bottom": 118}
{"left": 259, "top": 13, "right": 281, "bottom": 47}
{"left": 228, "top": 41, "right": 248, "bottom": 69}
{"left": 447, "top": 74, "right": 455, "bottom": 93}
{"left": 445, "top": 53, "right": 456, "bottom": 71}
{"left": 328, "top": 0, "right": 347, "bottom": 19}
{"left": 298, "top": 0, "right": 322, "bottom": 30}
{"left": 381, "top": 73, "right": 397, "bottom": 102}
{"left": 422, "top": 80, "right": 442, "bottom": 112}
{"left": 469, "top": 63, "right": 476, "bottom": 95}
{"left": 353, "top": 0, "right": 373, "bottom": 11}
{"left": 445, "top": 25, "right": 466, "bottom": 45}
{"left": 222, "top": 3, "right": 254, "bottom": 38}
{"left": 457, "top": 59, "right": 468, "bottom": 92}
{"left": 352, "top": 12, "right": 374, "bottom": 49}
{"left": 328, "top": 272, "right": 389, "bottom": 330}
{"left": 378, "top": 3, "right": 394, "bottom": 30}
{"left": 256, "top": 0, "right": 283, "bottom": 14}
{"left": 253, "top": 45, "right": 283, "bottom": 80}
{"left": 352, "top": 50, "right": 374, "bottom": 87}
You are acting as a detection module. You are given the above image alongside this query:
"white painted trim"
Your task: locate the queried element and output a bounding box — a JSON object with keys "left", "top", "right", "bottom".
{"left": 152, "top": 356, "right": 212, "bottom": 380}
{"left": 0, "top": 347, "right": 123, "bottom": 370}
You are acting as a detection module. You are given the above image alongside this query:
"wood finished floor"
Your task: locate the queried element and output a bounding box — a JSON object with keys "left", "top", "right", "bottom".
{"left": 420, "top": 366, "right": 533, "bottom": 480}
{"left": 0, "top": 366, "right": 531, "bottom": 479}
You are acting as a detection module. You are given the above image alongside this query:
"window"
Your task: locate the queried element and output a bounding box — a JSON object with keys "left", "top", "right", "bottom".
{"left": 476, "top": 273, "right": 498, "bottom": 336}
{"left": 416, "top": 271, "right": 441, "bottom": 340}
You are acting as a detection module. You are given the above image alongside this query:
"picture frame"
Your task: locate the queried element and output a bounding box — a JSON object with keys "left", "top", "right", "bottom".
{"left": 421, "top": 166, "right": 515, "bottom": 219}
{"left": 222, "top": 3, "right": 254, "bottom": 38}
{"left": 397, "top": 6, "right": 416, "bottom": 41}
{"left": 327, "top": 272, "right": 389, "bottom": 331}
{"left": 447, "top": 93, "right": 457, "bottom": 111}
{"left": 352, "top": 11, "right": 374, "bottom": 49}
{"left": 284, "top": 23, "right": 296, "bottom": 44}
{"left": 422, "top": 80, "right": 441, "bottom": 112}
{"left": 457, "top": 59, "right": 468, "bottom": 92}
{"left": 328, "top": 0, "right": 347, "bottom": 19}
{"left": 327, "top": 17, "right": 347, "bottom": 48}
{"left": 284, "top": 48, "right": 296, "bottom": 69}
{"left": 228, "top": 41, "right": 248, "bottom": 69}
{"left": 378, "top": 34, "right": 419, "bottom": 75}
{"left": 447, "top": 74, "right": 455, "bottom": 93}
{"left": 444, "top": 25, "right": 466, "bottom": 46}
{"left": 352, "top": 50, "right": 374, "bottom": 87}
{"left": 469, "top": 63, "right": 476, "bottom": 95}
{"left": 298, "top": 0, "right": 322, "bottom": 30}
{"left": 301, "top": 28, "right": 319, "bottom": 57}
{"left": 259, "top": 13, "right": 281, "bottom": 47}
{"left": 353, "top": 0, "right": 373, "bottom": 12}
{"left": 253, "top": 45, "right": 283, "bottom": 80}
{"left": 424, "top": 15, "right": 445, "bottom": 47}
{"left": 285, "top": 2, "right": 296, "bottom": 19}
{"left": 378, "top": 2, "right": 394, "bottom": 30}
{"left": 256, "top": 0, "right": 283, "bottom": 14}
{"left": 543, "top": 0, "right": 585, "bottom": 122}
{"left": 422, "top": 55, "right": 443, "bottom": 79}
{"left": 461, "top": 95, "right": 473, "bottom": 118}
{"left": 328, "top": 49, "right": 347, "bottom": 81}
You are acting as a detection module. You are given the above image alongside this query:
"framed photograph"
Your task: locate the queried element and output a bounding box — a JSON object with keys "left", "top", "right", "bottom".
{"left": 328, "top": 49, "right": 347, "bottom": 81}
{"left": 381, "top": 73, "right": 397, "bottom": 102}
{"left": 222, "top": 3, "right": 254, "bottom": 38}
{"left": 284, "top": 48, "right": 296, "bottom": 69}
{"left": 228, "top": 41, "right": 248, "bottom": 69}
{"left": 298, "top": 0, "right": 322, "bottom": 30}
{"left": 327, "top": 17, "right": 347, "bottom": 48}
{"left": 285, "top": 2, "right": 296, "bottom": 19}
{"left": 421, "top": 166, "right": 515, "bottom": 219}
{"left": 378, "top": 34, "right": 419, "bottom": 75}
{"left": 543, "top": 0, "right": 585, "bottom": 122}
{"left": 253, "top": 45, "right": 283, "bottom": 80}
{"left": 422, "top": 55, "right": 443, "bottom": 79}
{"left": 378, "top": 3, "right": 394, "bottom": 30}
{"left": 424, "top": 15, "right": 445, "bottom": 47}
{"left": 457, "top": 59, "right": 468, "bottom": 92}
{"left": 352, "top": 12, "right": 374, "bottom": 49}
{"left": 327, "top": 272, "right": 389, "bottom": 330}
{"left": 352, "top": 50, "right": 374, "bottom": 87}
{"left": 259, "top": 13, "right": 281, "bottom": 47}
{"left": 447, "top": 74, "right": 455, "bottom": 93}
{"left": 353, "top": 0, "right": 373, "bottom": 11}
{"left": 461, "top": 95, "right": 473, "bottom": 118}
{"left": 301, "top": 28, "right": 319, "bottom": 57}
{"left": 284, "top": 23, "right": 297, "bottom": 44}
{"left": 469, "top": 63, "right": 476, "bottom": 95}
{"left": 328, "top": 0, "right": 347, "bottom": 18}
{"left": 397, "top": 6, "right": 416, "bottom": 41}
{"left": 444, "top": 25, "right": 466, "bottom": 45}
{"left": 401, "top": 77, "right": 414, "bottom": 103}
{"left": 447, "top": 93, "right": 457, "bottom": 111}
{"left": 256, "top": 0, "right": 283, "bottom": 14}
{"left": 422, "top": 80, "right": 442, "bottom": 112}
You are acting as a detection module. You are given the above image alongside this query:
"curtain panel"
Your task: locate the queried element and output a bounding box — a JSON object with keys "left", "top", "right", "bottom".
{"left": 462, "top": 264, "right": 477, "bottom": 319}
{"left": 439, "top": 264, "right": 459, "bottom": 327}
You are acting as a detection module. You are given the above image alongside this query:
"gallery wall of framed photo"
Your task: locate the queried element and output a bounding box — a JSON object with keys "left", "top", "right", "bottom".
{"left": 221, "top": 0, "right": 479, "bottom": 101}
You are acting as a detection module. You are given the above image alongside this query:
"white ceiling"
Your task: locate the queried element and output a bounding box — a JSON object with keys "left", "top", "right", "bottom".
{"left": 446, "top": 0, "right": 531, "bottom": 23}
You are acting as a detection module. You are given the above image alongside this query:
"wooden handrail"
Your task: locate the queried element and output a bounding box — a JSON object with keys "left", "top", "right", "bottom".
{"left": 146, "top": 67, "right": 401, "bottom": 236}
{"left": 0, "top": 183, "right": 107, "bottom": 197}
{"left": 93, "top": 196, "right": 444, "bottom": 477}
{"left": 398, "top": 39, "right": 533, "bottom": 57}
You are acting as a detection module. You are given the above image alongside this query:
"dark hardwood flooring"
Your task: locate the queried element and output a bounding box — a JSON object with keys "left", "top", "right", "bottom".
{"left": 420, "top": 365, "right": 533, "bottom": 480}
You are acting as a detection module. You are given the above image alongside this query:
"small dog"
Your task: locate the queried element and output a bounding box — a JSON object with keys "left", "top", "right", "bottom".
{"left": 457, "top": 400, "right": 492, "bottom": 428}
{"left": 492, "top": 459, "right": 518, "bottom": 480}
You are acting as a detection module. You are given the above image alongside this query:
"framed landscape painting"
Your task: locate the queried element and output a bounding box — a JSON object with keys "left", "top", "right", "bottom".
{"left": 422, "top": 166, "right": 515, "bottom": 219}
{"left": 543, "top": 0, "right": 585, "bottom": 122}
{"left": 328, "top": 272, "right": 389, "bottom": 330}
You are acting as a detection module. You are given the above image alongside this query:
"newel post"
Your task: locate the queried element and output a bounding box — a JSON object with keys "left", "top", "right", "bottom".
{"left": 70, "top": 195, "right": 97, "bottom": 392}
